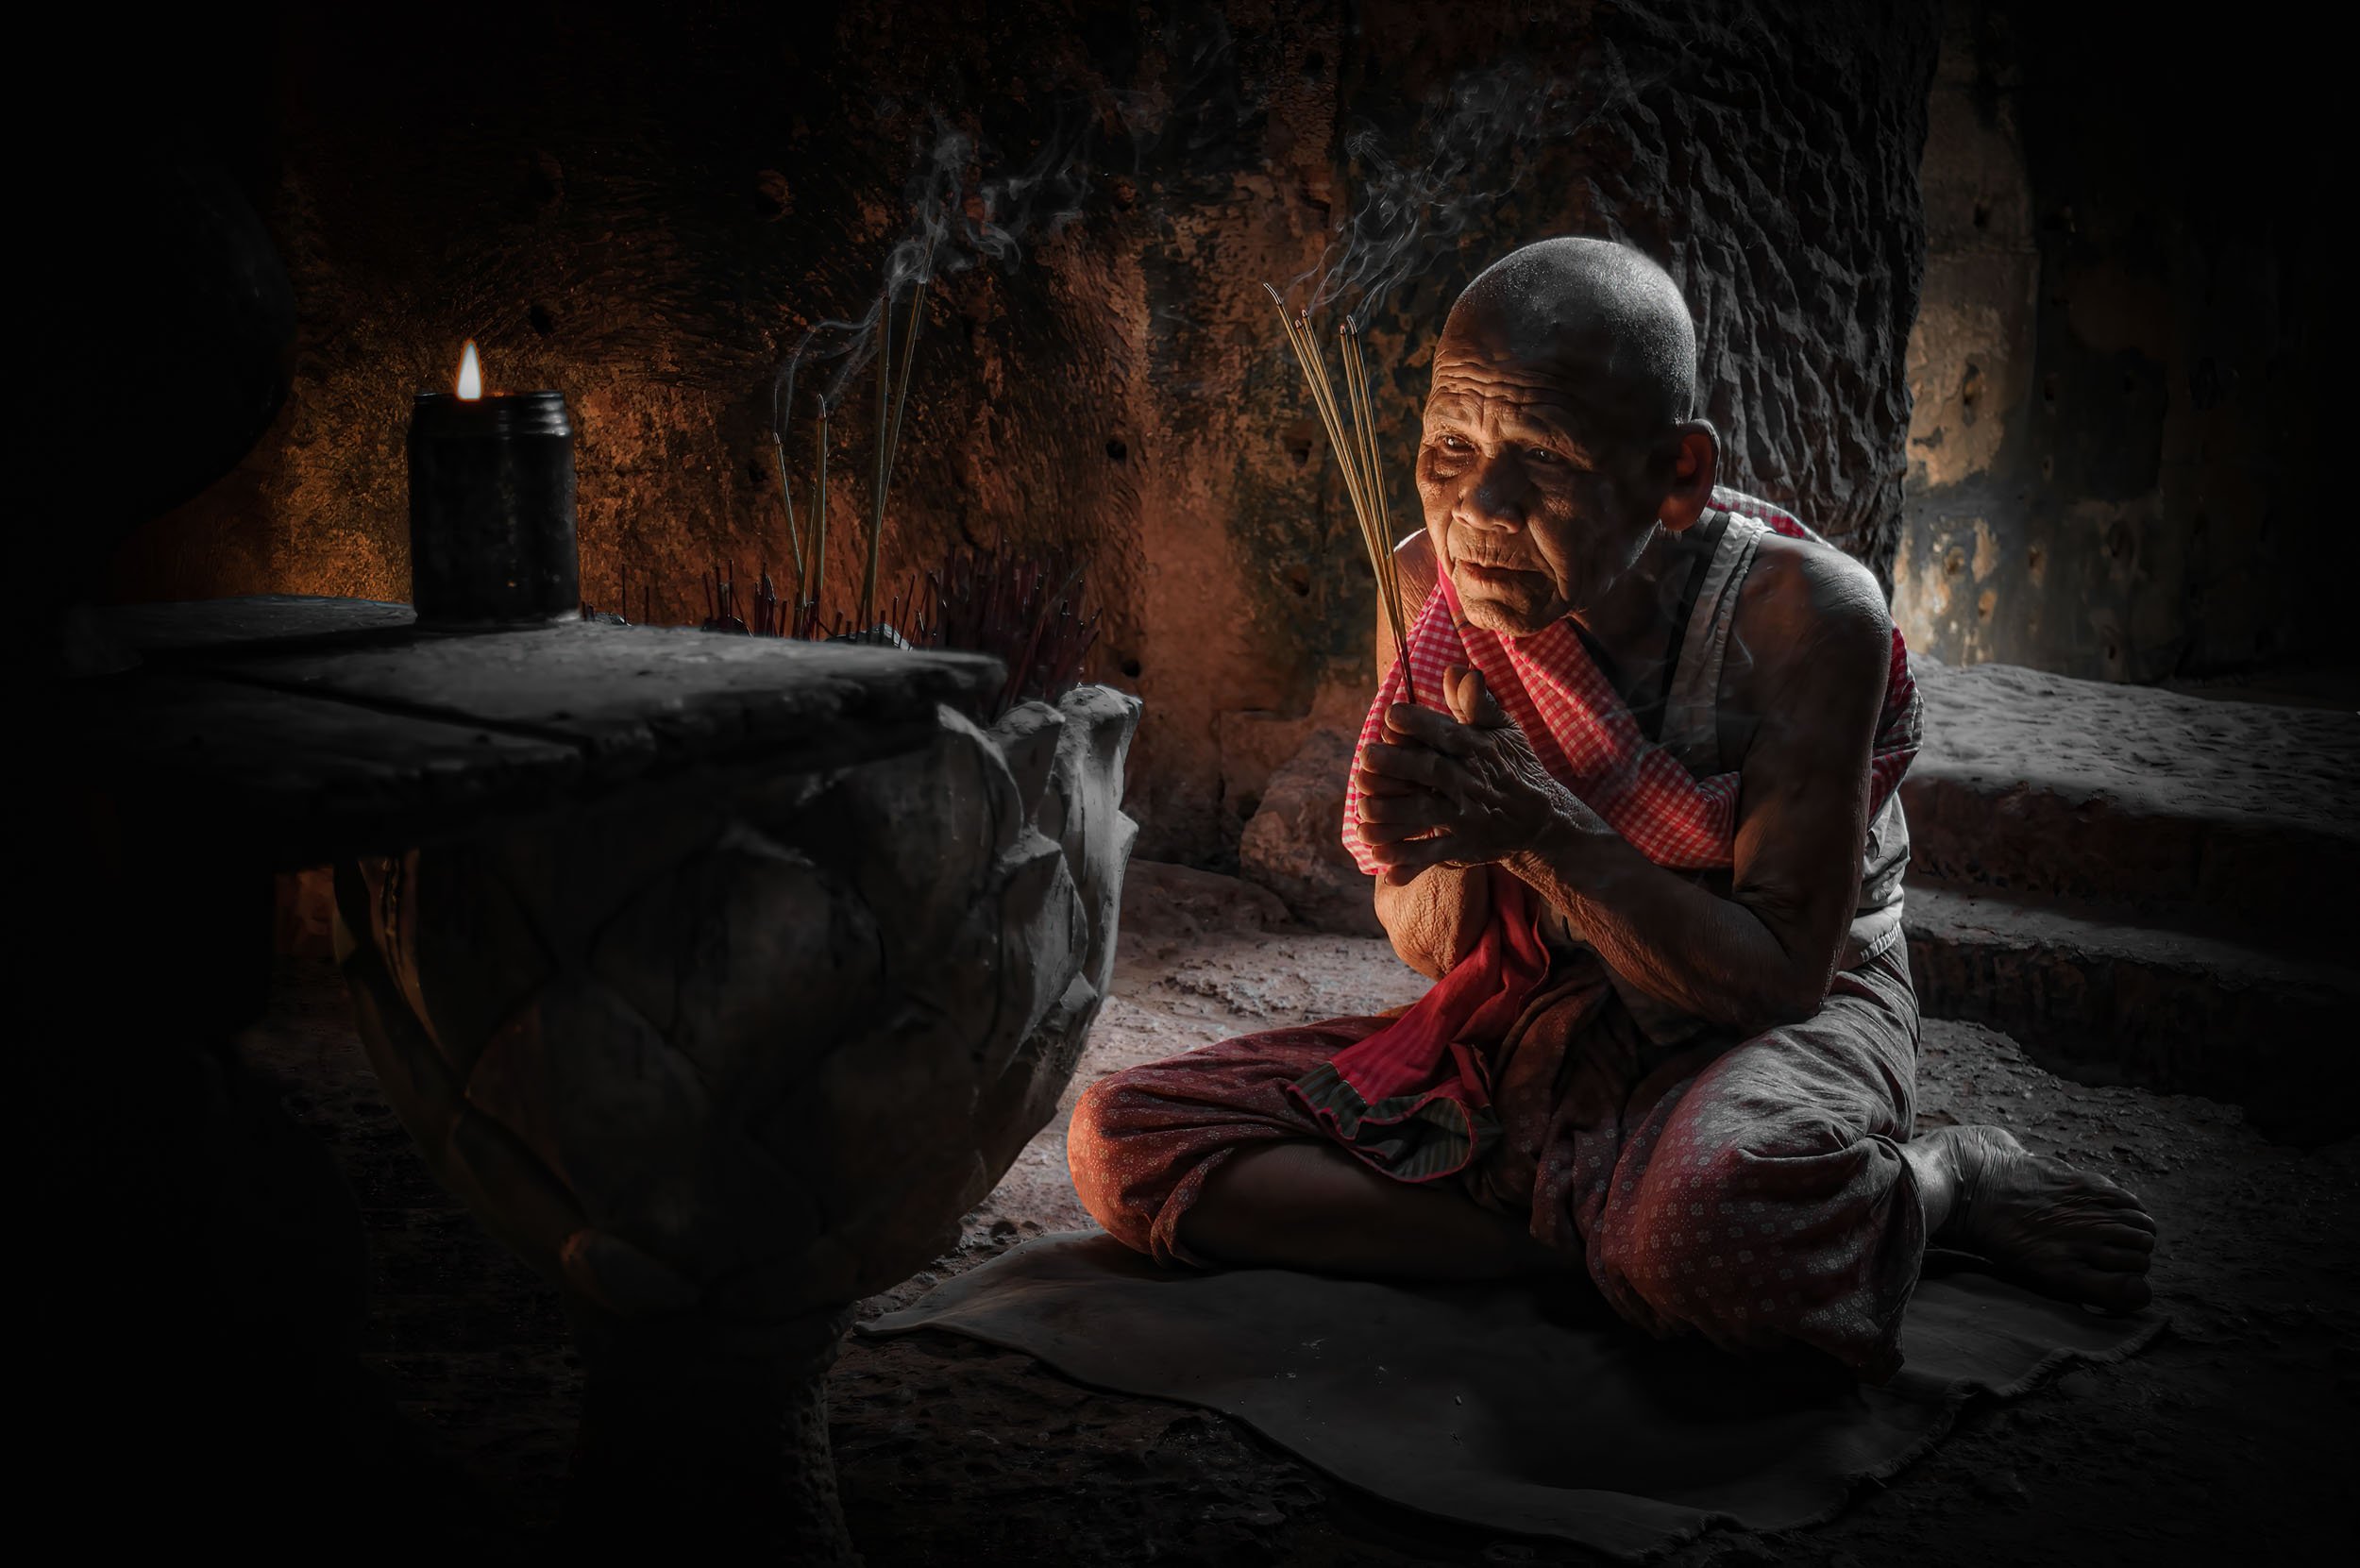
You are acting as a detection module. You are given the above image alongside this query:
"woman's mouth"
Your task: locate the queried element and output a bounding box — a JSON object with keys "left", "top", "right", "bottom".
{"left": 1455, "top": 557, "right": 1535, "bottom": 584}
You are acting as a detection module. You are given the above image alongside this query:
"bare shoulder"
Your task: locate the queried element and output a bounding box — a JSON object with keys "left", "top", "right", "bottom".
{"left": 1739, "top": 531, "right": 1888, "bottom": 649}
{"left": 1728, "top": 532, "right": 1891, "bottom": 732}
{"left": 1392, "top": 531, "right": 1438, "bottom": 619}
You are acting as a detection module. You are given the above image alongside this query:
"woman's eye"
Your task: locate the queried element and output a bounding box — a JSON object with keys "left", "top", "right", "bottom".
{"left": 1524, "top": 446, "right": 1561, "bottom": 465}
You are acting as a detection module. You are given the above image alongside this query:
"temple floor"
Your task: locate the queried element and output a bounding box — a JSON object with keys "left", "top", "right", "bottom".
{"left": 243, "top": 873, "right": 2352, "bottom": 1565}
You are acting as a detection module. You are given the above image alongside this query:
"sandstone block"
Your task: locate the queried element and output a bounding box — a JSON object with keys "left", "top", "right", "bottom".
{"left": 1121, "top": 859, "right": 1296, "bottom": 939}
{"left": 1239, "top": 728, "right": 1380, "bottom": 936}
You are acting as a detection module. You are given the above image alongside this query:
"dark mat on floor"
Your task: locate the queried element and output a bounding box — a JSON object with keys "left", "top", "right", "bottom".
{"left": 860, "top": 1231, "right": 2164, "bottom": 1560}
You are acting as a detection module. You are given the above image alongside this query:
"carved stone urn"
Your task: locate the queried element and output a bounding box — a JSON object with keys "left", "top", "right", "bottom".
{"left": 334, "top": 684, "right": 1138, "bottom": 1556}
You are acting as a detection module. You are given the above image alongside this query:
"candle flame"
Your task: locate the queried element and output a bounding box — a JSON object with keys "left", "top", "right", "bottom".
{"left": 455, "top": 340, "right": 483, "bottom": 400}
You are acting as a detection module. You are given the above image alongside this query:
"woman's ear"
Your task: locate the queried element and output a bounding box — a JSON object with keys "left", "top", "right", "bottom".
{"left": 1654, "top": 421, "right": 1720, "bottom": 534}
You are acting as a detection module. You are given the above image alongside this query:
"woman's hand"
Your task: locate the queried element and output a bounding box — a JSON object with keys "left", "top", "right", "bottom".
{"left": 1354, "top": 665, "right": 1602, "bottom": 885}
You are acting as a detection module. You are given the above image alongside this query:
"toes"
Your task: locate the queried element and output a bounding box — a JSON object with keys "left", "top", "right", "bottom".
{"left": 2039, "top": 1201, "right": 2157, "bottom": 1244}
{"left": 2047, "top": 1180, "right": 2157, "bottom": 1236}
{"left": 2081, "top": 1177, "right": 2155, "bottom": 1225}
{"left": 2049, "top": 1166, "right": 2154, "bottom": 1218}
{"left": 2097, "top": 1194, "right": 2158, "bottom": 1234}
{"left": 2021, "top": 1155, "right": 2154, "bottom": 1214}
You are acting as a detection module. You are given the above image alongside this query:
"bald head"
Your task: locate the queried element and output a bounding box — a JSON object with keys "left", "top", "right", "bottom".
{"left": 1416, "top": 237, "right": 1718, "bottom": 634}
{"left": 1445, "top": 237, "right": 1696, "bottom": 435}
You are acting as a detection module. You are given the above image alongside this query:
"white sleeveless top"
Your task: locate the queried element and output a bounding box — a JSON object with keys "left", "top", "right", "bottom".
{"left": 1538, "top": 508, "right": 1912, "bottom": 981}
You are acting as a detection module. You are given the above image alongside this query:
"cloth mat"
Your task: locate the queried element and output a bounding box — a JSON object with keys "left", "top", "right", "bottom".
{"left": 860, "top": 1231, "right": 2164, "bottom": 1559}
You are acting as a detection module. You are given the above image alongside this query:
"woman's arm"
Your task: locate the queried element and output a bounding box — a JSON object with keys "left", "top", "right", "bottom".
{"left": 1358, "top": 547, "right": 1892, "bottom": 1035}
{"left": 1373, "top": 862, "right": 1492, "bottom": 980}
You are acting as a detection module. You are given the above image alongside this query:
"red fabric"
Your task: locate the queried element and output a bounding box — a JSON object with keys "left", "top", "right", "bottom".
{"left": 1066, "top": 945, "right": 1925, "bottom": 1378}
{"left": 1300, "top": 497, "right": 1923, "bottom": 1180}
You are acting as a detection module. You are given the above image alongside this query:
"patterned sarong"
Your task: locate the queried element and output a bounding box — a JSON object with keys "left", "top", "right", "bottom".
{"left": 1286, "top": 498, "right": 1922, "bottom": 1181}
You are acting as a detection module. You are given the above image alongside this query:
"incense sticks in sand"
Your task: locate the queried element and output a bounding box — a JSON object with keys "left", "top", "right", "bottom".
{"left": 774, "top": 282, "right": 925, "bottom": 639}
{"left": 1262, "top": 285, "right": 1415, "bottom": 703}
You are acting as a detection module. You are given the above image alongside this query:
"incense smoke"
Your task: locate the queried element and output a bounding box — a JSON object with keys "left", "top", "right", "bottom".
{"left": 773, "top": 108, "right": 1099, "bottom": 432}
{"left": 769, "top": 2, "right": 1247, "bottom": 433}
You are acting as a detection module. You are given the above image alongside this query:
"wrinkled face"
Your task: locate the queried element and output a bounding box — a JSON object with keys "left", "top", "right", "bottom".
{"left": 1417, "top": 311, "right": 1664, "bottom": 636}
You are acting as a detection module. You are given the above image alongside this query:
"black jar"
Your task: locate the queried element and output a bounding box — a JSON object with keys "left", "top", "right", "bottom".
{"left": 407, "top": 390, "right": 579, "bottom": 626}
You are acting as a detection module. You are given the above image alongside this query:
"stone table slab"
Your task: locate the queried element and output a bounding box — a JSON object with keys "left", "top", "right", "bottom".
{"left": 76, "top": 595, "right": 1002, "bottom": 867}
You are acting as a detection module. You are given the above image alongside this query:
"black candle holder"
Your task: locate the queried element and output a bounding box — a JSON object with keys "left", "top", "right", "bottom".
{"left": 408, "top": 390, "right": 579, "bottom": 627}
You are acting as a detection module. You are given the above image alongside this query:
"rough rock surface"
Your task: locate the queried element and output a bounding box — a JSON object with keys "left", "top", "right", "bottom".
{"left": 1895, "top": 657, "right": 2360, "bottom": 1139}
{"left": 238, "top": 865, "right": 2348, "bottom": 1562}
{"left": 1239, "top": 727, "right": 1380, "bottom": 936}
{"left": 1123, "top": 857, "right": 1297, "bottom": 940}
{"left": 116, "top": 0, "right": 1941, "bottom": 864}
{"left": 1892, "top": 3, "right": 2336, "bottom": 683}
{"left": 1902, "top": 658, "right": 2360, "bottom": 941}
{"left": 1904, "top": 884, "right": 2356, "bottom": 1141}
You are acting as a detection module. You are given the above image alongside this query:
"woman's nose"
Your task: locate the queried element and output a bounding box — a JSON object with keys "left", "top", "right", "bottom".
{"left": 1461, "top": 451, "right": 1531, "bottom": 531}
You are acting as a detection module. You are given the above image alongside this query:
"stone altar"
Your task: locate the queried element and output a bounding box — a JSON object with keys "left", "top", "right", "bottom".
{"left": 85, "top": 597, "right": 1138, "bottom": 1555}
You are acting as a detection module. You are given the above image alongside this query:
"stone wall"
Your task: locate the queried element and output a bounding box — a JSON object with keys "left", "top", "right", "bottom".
{"left": 1894, "top": 2, "right": 2338, "bottom": 683}
{"left": 112, "top": 0, "right": 1939, "bottom": 865}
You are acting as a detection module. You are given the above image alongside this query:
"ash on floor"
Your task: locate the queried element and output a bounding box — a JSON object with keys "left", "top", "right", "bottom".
{"left": 240, "top": 909, "right": 2352, "bottom": 1566}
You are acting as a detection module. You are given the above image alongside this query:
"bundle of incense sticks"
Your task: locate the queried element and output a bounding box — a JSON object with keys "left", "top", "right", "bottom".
{"left": 773, "top": 279, "right": 927, "bottom": 637}
{"left": 772, "top": 396, "right": 827, "bottom": 629}
{"left": 1262, "top": 284, "right": 1415, "bottom": 703}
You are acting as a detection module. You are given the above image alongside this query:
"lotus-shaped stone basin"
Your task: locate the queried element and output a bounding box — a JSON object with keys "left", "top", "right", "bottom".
{"left": 334, "top": 685, "right": 1138, "bottom": 1556}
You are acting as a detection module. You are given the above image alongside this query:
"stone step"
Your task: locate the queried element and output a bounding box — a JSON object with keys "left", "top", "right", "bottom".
{"left": 1902, "top": 881, "right": 2359, "bottom": 1143}
{"left": 1903, "top": 660, "right": 2360, "bottom": 950}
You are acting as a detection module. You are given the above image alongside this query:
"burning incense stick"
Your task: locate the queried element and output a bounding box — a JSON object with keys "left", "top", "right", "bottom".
{"left": 861, "top": 281, "right": 930, "bottom": 633}
{"left": 810, "top": 396, "right": 830, "bottom": 632}
{"left": 772, "top": 429, "right": 804, "bottom": 613}
{"left": 1341, "top": 320, "right": 1403, "bottom": 629}
{"left": 867, "top": 303, "right": 891, "bottom": 632}
{"left": 884, "top": 281, "right": 926, "bottom": 502}
{"left": 1263, "top": 285, "right": 1415, "bottom": 702}
{"left": 1347, "top": 323, "right": 1414, "bottom": 678}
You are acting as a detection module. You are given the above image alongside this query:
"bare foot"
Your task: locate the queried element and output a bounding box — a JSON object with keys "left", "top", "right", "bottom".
{"left": 1916, "top": 1125, "right": 2157, "bottom": 1313}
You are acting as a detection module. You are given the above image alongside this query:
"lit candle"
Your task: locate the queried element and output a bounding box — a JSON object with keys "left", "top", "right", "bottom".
{"left": 407, "top": 338, "right": 579, "bottom": 626}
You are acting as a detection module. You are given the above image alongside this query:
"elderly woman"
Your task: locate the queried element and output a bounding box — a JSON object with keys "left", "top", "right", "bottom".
{"left": 1068, "top": 237, "right": 2152, "bottom": 1382}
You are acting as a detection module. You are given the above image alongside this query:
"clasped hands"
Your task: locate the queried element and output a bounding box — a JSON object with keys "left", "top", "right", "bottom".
{"left": 1355, "top": 663, "right": 1596, "bottom": 887}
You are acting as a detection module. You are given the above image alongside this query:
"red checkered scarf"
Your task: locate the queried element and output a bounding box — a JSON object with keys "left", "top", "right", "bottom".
{"left": 1291, "top": 496, "right": 1922, "bottom": 1180}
